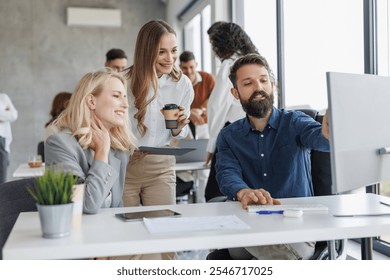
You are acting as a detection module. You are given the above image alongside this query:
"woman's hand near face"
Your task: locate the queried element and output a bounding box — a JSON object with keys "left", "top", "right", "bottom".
{"left": 89, "top": 114, "right": 111, "bottom": 163}
{"left": 171, "top": 105, "right": 189, "bottom": 136}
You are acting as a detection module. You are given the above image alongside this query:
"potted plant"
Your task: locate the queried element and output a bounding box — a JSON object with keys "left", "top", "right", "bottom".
{"left": 28, "top": 168, "right": 78, "bottom": 238}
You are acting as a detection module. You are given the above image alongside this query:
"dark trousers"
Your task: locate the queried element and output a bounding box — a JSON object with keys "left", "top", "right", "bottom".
{"left": 189, "top": 121, "right": 196, "bottom": 139}
{"left": 204, "top": 121, "right": 231, "bottom": 201}
{"left": 204, "top": 150, "right": 223, "bottom": 201}
{"left": 0, "top": 136, "right": 8, "bottom": 183}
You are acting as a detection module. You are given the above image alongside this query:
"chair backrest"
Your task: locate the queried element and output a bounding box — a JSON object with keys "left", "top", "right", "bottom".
{"left": 37, "top": 141, "right": 45, "bottom": 162}
{"left": 295, "top": 108, "right": 319, "bottom": 120}
{"left": 310, "top": 114, "right": 332, "bottom": 196}
{"left": 0, "top": 178, "right": 38, "bottom": 259}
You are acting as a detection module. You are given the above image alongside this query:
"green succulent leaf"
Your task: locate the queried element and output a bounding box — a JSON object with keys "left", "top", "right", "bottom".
{"left": 28, "top": 167, "right": 78, "bottom": 205}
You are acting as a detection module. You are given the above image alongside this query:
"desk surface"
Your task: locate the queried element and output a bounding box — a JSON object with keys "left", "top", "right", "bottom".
{"left": 12, "top": 163, "right": 45, "bottom": 178}
{"left": 174, "top": 161, "right": 209, "bottom": 172}
{"left": 3, "top": 193, "right": 390, "bottom": 260}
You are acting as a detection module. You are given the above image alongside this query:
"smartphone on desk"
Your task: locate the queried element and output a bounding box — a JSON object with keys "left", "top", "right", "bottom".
{"left": 115, "top": 209, "right": 181, "bottom": 222}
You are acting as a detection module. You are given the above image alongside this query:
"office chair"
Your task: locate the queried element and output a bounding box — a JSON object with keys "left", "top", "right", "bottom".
{"left": 37, "top": 141, "right": 45, "bottom": 162}
{"left": 176, "top": 176, "right": 194, "bottom": 203}
{"left": 206, "top": 109, "right": 346, "bottom": 260}
{"left": 0, "top": 178, "right": 38, "bottom": 259}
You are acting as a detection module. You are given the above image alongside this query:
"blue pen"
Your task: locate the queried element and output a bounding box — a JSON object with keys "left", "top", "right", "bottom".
{"left": 256, "top": 210, "right": 284, "bottom": 215}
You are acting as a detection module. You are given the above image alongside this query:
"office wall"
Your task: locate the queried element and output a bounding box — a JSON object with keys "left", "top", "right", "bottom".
{"left": 0, "top": 0, "right": 165, "bottom": 180}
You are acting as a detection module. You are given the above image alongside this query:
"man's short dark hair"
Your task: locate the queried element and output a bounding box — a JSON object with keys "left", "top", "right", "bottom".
{"left": 179, "top": 51, "right": 195, "bottom": 63}
{"left": 106, "top": 48, "right": 127, "bottom": 61}
{"left": 229, "top": 53, "right": 271, "bottom": 88}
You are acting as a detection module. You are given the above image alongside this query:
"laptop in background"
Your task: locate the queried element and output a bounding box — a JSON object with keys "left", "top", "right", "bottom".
{"left": 175, "top": 139, "right": 208, "bottom": 163}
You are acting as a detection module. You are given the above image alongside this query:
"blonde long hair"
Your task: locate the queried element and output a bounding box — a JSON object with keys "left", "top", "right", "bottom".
{"left": 125, "top": 19, "right": 182, "bottom": 137}
{"left": 55, "top": 69, "right": 137, "bottom": 153}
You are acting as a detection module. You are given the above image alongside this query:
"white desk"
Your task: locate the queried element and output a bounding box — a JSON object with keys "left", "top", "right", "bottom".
{"left": 12, "top": 163, "right": 45, "bottom": 178}
{"left": 174, "top": 161, "right": 209, "bottom": 172}
{"left": 3, "top": 193, "right": 390, "bottom": 260}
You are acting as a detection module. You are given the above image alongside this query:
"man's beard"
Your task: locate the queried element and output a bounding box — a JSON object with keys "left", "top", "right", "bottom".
{"left": 239, "top": 90, "right": 274, "bottom": 118}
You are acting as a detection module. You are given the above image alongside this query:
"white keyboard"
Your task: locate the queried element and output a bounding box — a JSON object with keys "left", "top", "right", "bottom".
{"left": 247, "top": 203, "right": 329, "bottom": 213}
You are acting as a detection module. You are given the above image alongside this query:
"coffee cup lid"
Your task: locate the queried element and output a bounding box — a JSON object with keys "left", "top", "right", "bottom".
{"left": 163, "top": 104, "right": 179, "bottom": 110}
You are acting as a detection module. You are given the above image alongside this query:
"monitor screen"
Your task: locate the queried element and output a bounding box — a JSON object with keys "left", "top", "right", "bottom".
{"left": 327, "top": 72, "right": 390, "bottom": 194}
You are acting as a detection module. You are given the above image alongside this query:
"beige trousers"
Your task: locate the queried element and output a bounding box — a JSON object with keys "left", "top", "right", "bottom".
{"left": 123, "top": 154, "right": 176, "bottom": 207}
{"left": 122, "top": 154, "right": 176, "bottom": 260}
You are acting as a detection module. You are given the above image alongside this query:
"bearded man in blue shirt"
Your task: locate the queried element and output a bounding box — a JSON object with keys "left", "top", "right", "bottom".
{"left": 215, "top": 53, "right": 330, "bottom": 260}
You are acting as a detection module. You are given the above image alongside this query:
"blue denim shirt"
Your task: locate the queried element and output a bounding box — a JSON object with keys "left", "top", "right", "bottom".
{"left": 215, "top": 107, "right": 330, "bottom": 200}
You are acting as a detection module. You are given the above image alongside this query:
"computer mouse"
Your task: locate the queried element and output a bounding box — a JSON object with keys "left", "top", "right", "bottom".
{"left": 283, "top": 209, "right": 303, "bottom": 218}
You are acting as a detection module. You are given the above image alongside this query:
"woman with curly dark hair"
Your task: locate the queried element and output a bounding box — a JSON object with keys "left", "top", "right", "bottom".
{"left": 208, "top": 21, "right": 258, "bottom": 61}
{"left": 205, "top": 22, "right": 259, "bottom": 201}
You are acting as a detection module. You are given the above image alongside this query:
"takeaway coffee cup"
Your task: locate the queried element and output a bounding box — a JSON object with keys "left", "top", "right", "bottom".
{"left": 162, "top": 104, "right": 180, "bottom": 129}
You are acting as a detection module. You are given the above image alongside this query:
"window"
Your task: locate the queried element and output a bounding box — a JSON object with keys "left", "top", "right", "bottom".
{"left": 183, "top": 5, "right": 212, "bottom": 73}
{"left": 376, "top": 0, "right": 390, "bottom": 245}
{"left": 378, "top": 0, "right": 390, "bottom": 76}
{"left": 239, "top": 0, "right": 278, "bottom": 106}
{"left": 284, "top": 0, "right": 364, "bottom": 111}
{"left": 241, "top": 0, "right": 278, "bottom": 82}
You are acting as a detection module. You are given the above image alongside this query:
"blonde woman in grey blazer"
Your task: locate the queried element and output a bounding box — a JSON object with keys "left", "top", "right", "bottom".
{"left": 45, "top": 69, "right": 137, "bottom": 214}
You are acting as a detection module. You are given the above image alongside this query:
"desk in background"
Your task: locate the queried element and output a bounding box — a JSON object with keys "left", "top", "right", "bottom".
{"left": 174, "top": 161, "right": 209, "bottom": 172}
{"left": 12, "top": 163, "right": 45, "bottom": 178}
{"left": 12, "top": 161, "right": 208, "bottom": 178}
{"left": 3, "top": 193, "right": 390, "bottom": 260}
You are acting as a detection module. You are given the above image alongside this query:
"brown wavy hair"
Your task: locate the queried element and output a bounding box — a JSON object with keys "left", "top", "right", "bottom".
{"left": 125, "top": 19, "right": 182, "bottom": 136}
{"left": 45, "top": 92, "right": 72, "bottom": 127}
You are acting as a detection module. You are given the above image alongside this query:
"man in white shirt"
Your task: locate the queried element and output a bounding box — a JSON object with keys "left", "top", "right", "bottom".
{"left": 0, "top": 93, "right": 18, "bottom": 183}
{"left": 179, "top": 51, "right": 215, "bottom": 139}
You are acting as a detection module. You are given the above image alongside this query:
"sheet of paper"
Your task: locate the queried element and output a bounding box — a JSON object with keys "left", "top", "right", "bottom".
{"left": 143, "top": 215, "right": 250, "bottom": 234}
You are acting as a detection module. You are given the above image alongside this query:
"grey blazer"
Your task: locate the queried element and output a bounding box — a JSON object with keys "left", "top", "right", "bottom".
{"left": 45, "top": 129, "right": 130, "bottom": 214}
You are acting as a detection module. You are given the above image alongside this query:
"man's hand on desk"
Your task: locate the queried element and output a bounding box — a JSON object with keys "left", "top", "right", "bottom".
{"left": 237, "top": 188, "right": 281, "bottom": 209}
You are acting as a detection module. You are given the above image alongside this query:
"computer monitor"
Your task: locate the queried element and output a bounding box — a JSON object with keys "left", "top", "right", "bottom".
{"left": 327, "top": 72, "right": 390, "bottom": 194}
